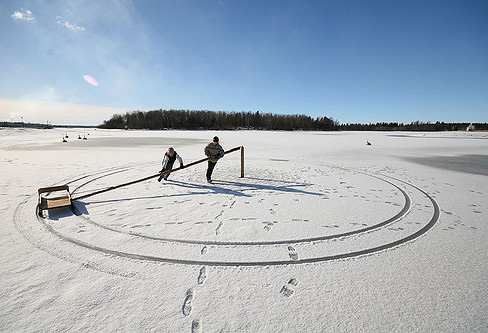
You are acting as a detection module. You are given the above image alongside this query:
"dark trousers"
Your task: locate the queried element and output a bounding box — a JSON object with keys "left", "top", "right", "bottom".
{"left": 206, "top": 161, "right": 217, "bottom": 180}
{"left": 159, "top": 162, "right": 174, "bottom": 181}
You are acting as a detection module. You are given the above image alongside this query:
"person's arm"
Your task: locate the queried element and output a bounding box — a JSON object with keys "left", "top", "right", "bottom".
{"left": 218, "top": 145, "right": 225, "bottom": 159}
{"left": 162, "top": 154, "right": 169, "bottom": 169}
{"left": 204, "top": 144, "right": 211, "bottom": 157}
{"left": 176, "top": 153, "right": 183, "bottom": 167}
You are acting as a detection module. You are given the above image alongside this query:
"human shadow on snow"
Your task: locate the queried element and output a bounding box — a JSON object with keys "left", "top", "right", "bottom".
{"left": 73, "top": 176, "right": 323, "bottom": 210}
{"left": 170, "top": 177, "right": 323, "bottom": 197}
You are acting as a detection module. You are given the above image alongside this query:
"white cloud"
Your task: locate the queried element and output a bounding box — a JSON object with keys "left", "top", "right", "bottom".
{"left": 19, "top": 86, "right": 60, "bottom": 103}
{"left": 0, "top": 99, "right": 124, "bottom": 125}
{"left": 11, "top": 9, "right": 35, "bottom": 21}
{"left": 56, "top": 16, "right": 85, "bottom": 32}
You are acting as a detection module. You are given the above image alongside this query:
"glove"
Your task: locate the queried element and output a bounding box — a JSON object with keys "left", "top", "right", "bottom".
{"left": 180, "top": 163, "right": 184, "bottom": 168}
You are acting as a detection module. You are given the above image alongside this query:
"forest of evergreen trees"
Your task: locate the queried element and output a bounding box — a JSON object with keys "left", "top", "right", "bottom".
{"left": 100, "top": 109, "right": 339, "bottom": 131}
{"left": 99, "top": 109, "right": 487, "bottom": 132}
{"left": 338, "top": 121, "right": 488, "bottom": 131}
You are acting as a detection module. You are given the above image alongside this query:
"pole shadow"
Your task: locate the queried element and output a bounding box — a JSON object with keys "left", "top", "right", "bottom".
{"left": 72, "top": 176, "right": 324, "bottom": 213}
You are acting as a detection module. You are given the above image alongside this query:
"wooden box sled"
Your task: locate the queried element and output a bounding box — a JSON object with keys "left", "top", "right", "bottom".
{"left": 37, "top": 185, "right": 72, "bottom": 216}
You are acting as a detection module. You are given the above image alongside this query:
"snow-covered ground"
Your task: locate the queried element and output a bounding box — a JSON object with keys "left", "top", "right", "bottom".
{"left": 1, "top": 128, "right": 487, "bottom": 332}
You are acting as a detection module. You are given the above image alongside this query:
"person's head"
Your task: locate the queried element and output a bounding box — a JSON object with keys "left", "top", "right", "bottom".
{"left": 213, "top": 136, "right": 219, "bottom": 144}
{"left": 167, "top": 147, "right": 174, "bottom": 156}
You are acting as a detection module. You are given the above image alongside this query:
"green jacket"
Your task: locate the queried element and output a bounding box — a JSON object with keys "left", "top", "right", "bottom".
{"left": 204, "top": 143, "right": 225, "bottom": 162}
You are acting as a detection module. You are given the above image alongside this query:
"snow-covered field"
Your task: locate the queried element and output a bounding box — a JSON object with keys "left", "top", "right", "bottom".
{"left": 1, "top": 128, "right": 487, "bottom": 332}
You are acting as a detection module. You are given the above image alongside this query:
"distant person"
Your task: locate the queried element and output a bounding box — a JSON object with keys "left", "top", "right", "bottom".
{"left": 204, "top": 136, "right": 225, "bottom": 183}
{"left": 158, "top": 147, "right": 183, "bottom": 181}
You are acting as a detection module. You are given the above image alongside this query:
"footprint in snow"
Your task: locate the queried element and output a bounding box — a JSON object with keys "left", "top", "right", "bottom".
{"left": 197, "top": 266, "right": 207, "bottom": 285}
{"left": 280, "top": 285, "right": 294, "bottom": 297}
{"left": 288, "top": 246, "right": 299, "bottom": 261}
{"left": 215, "top": 222, "right": 223, "bottom": 235}
{"left": 280, "top": 278, "right": 300, "bottom": 297}
{"left": 288, "top": 278, "right": 299, "bottom": 287}
{"left": 182, "top": 289, "right": 194, "bottom": 317}
{"left": 191, "top": 319, "right": 202, "bottom": 333}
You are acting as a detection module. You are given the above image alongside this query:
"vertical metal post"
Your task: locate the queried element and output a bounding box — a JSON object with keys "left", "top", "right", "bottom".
{"left": 240, "top": 146, "right": 244, "bottom": 178}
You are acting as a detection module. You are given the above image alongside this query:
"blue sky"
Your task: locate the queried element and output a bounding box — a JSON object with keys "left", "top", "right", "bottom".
{"left": 1, "top": 0, "right": 487, "bottom": 125}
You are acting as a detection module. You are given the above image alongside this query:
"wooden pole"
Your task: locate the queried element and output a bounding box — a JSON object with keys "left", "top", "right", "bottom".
{"left": 240, "top": 146, "right": 244, "bottom": 178}
{"left": 72, "top": 146, "right": 242, "bottom": 201}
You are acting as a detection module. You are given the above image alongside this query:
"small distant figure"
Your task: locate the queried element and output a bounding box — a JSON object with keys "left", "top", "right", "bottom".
{"left": 366, "top": 140, "right": 371, "bottom": 146}
{"left": 83, "top": 135, "right": 87, "bottom": 140}
{"left": 62, "top": 136, "right": 67, "bottom": 142}
{"left": 158, "top": 147, "right": 183, "bottom": 181}
{"left": 78, "top": 134, "right": 82, "bottom": 140}
{"left": 65, "top": 134, "right": 69, "bottom": 139}
{"left": 204, "top": 136, "right": 225, "bottom": 183}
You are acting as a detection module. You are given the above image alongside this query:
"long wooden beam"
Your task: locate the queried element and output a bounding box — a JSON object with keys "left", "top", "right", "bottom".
{"left": 72, "top": 146, "right": 242, "bottom": 201}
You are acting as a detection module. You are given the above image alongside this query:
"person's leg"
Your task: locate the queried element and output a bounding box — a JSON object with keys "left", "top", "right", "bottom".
{"left": 163, "top": 162, "right": 174, "bottom": 180}
{"left": 206, "top": 161, "right": 216, "bottom": 181}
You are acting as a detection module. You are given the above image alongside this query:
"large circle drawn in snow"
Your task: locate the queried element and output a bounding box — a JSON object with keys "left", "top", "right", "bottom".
{"left": 69, "top": 166, "right": 410, "bottom": 245}
{"left": 24, "top": 163, "right": 440, "bottom": 267}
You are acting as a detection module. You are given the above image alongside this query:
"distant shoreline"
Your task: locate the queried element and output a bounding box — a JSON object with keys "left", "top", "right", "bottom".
{"left": 0, "top": 122, "right": 96, "bottom": 129}
{"left": 2, "top": 121, "right": 487, "bottom": 132}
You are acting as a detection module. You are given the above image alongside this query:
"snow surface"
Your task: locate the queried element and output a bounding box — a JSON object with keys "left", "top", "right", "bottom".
{"left": 1, "top": 128, "right": 487, "bottom": 332}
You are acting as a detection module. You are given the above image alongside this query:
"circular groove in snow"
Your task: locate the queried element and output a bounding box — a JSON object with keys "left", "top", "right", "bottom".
{"left": 17, "top": 164, "right": 440, "bottom": 267}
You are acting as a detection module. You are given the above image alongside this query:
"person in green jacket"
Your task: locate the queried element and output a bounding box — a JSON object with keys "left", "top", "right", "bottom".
{"left": 204, "top": 136, "right": 225, "bottom": 183}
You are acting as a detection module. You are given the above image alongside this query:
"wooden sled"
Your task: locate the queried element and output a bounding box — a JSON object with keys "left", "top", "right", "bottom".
{"left": 37, "top": 185, "right": 72, "bottom": 216}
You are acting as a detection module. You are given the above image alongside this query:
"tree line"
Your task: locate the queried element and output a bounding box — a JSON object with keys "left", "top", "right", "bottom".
{"left": 99, "top": 109, "right": 339, "bottom": 131}
{"left": 98, "top": 109, "right": 487, "bottom": 132}
{"left": 338, "top": 121, "right": 488, "bottom": 131}
{"left": 0, "top": 121, "right": 53, "bottom": 129}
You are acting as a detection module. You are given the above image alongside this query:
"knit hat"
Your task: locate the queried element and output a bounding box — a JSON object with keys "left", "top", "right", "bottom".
{"left": 168, "top": 147, "right": 174, "bottom": 153}
{"left": 213, "top": 136, "right": 219, "bottom": 142}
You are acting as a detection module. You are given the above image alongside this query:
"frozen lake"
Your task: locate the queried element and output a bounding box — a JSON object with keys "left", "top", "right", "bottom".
{"left": 1, "top": 128, "right": 487, "bottom": 332}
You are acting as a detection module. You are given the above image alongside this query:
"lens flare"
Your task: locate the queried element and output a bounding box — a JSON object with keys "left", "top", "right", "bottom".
{"left": 83, "top": 75, "right": 99, "bottom": 86}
